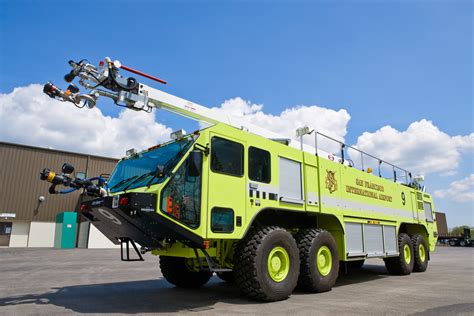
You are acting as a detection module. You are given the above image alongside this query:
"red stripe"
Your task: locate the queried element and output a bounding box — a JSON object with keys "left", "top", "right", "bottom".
{"left": 120, "top": 64, "right": 167, "bottom": 85}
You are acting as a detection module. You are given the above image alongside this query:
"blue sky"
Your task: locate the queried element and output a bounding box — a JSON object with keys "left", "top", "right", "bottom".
{"left": 0, "top": 0, "right": 472, "bottom": 227}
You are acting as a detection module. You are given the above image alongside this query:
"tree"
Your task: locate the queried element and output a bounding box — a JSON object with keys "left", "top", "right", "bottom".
{"left": 449, "top": 226, "right": 473, "bottom": 236}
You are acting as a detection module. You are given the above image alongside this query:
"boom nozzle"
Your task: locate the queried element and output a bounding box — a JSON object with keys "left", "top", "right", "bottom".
{"left": 42, "top": 57, "right": 159, "bottom": 112}
{"left": 40, "top": 163, "right": 107, "bottom": 196}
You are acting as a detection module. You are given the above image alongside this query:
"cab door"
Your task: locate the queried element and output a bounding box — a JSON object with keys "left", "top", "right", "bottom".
{"left": 410, "top": 191, "right": 419, "bottom": 221}
{"left": 206, "top": 133, "right": 246, "bottom": 239}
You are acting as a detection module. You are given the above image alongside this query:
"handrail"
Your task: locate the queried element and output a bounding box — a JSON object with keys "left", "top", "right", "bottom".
{"left": 314, "top": 131, "right": 413, "bottom": 184}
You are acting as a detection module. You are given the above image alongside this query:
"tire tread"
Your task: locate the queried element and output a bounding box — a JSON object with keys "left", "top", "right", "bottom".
{"left": 411, "top": 234, "right": 429, "bottom": 272}
{"left": 384, "top": 233, "right": 414, "bottom": 275}
{"left": 234, "top": 226, "right": 298, "bottom": 301}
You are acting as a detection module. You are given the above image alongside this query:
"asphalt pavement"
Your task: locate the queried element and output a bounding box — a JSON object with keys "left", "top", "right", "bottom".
{"left": 0, "top": 246, "right": 473, "bottom": 315}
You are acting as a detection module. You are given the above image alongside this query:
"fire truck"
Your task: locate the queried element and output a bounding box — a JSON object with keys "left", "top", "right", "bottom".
{"left": 40, "top": 57, "right": 437, "bottom": 301}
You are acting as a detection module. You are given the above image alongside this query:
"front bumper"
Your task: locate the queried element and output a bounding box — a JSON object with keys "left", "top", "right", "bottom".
{"left": 80, "top": 193, "right": 204, "bottom": 249}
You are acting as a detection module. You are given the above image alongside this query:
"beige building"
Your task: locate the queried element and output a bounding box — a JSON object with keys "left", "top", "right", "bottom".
{"left": 0, "top": 142, "right": 118, "bottom": 248}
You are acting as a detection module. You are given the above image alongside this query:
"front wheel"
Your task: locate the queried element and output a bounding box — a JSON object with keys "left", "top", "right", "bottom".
{"left": 159, "top": 256, "right": 212, "bottom": 288}
{"left": 234, "top": 226, "right": 300, "bottom": 301}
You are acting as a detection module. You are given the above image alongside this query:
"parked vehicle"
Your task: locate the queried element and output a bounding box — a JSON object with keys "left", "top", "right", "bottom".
{"left": 41, "top": 57, "right": 438, "bottom": 301}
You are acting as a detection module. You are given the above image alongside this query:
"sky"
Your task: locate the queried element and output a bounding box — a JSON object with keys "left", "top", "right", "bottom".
{"left": 0, "top": 0, "right": 472, "bottom": 227}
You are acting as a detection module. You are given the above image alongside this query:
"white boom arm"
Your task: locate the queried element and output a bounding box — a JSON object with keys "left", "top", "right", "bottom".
{"left": 43, "top": 57, "right": 334, "bottom": 158}
{"left": 144, "top": 84, "right": 323, "bottom": 153}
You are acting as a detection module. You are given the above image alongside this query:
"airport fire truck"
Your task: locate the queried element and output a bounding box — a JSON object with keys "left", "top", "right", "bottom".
{"left": 40, "top": 57, "right": 437, "bottom": 301}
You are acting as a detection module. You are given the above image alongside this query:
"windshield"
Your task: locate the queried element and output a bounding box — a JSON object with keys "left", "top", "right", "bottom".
{"left": 108, "top": 138, "right": 194, "bottom": 193}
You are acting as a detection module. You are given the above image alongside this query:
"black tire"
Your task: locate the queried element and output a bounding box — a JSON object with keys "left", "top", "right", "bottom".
{"left": 448, "top": 239, "right": 457, "bottom": 247}
{"left": 217, "top": 271, "right": 235, "bottom": 283}
{"left": 159, "top": 256, "right": 212, "bottom": 288}
{"left": 411, "top": 234, "right": 429, "bottom": 272}
{"left": 459, "top": 240, "right": 467, "bottom": 247}
{"left": 347, "top": 259, "right": 365, "bottom": 270}
{"left": 384, "top": 233, "right": 414, "bottom": 275}
{"left": 295, "top": 229, "right": 339, "bottom": 292}
{"left": 234, "top": 226, "right": 300, "bottom": 301}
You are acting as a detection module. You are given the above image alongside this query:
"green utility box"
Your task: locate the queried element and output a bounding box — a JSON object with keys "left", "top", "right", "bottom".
{"left": 54, "top": 212, "right": 78, "bottom": 249}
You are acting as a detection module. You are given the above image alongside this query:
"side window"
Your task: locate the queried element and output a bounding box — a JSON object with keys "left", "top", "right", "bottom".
{"left": 211, "top": 207, "right": 234, "bottom": 233}
{"left": 249, "top": 147, "right": 271, "bottom": 183}
{"left": 424, "top": 201, "right": 433, "bottom": 222}
{"left": 160, "top": 157, "right": 202, "bottom": 228}
{"left": 211, "top": 137, "right": 244, "bottom": 176}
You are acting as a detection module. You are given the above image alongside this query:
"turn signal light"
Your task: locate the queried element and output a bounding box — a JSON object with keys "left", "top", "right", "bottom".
{"left": 167, "top": 196, "right": 173, "bottom": 214}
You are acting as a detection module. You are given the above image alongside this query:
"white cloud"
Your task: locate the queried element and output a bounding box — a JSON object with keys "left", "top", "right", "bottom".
{"left": 1, "top": 87, "right": 352, "bottom": 159}
{"left": 208, "top": 97, "right": 351, "bottom": 152}
{"left": 434, "top": 174, "right": 474, "bottom": 203}
{"left": 1, "top": 85, "right": 471, "bottom": 183}
{"left": 353, "top": 119, "right": 473, "bottom": 175}
{"left": 453, "top": 133, "right": 474, "bottom": 152}
{"left": 0, "top": 84, "right": 171, "bottom": 158}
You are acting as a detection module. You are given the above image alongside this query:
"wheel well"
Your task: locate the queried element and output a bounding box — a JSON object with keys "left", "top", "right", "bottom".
{"left": 244, "top": 209, "right": 345, "bottom": 260}
{"left": 249, "top": 208, "right": 317, "bottom": 230}
{"left": 399, "top": 223, "right": 429, "bottom": 245}
{"left": 316, "top": 214, "right": 345, "bottom": 261}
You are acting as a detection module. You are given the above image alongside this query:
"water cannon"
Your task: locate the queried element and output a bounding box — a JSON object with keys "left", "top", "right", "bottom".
{"left": 40, "top": 163, "right": 107, "bottom": 197}
{"left": 43, "top": 57, "right": 167, "bottom": 112}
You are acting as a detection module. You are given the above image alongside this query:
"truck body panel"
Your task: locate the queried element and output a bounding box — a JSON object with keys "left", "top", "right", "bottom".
{"left": 81, "top": 123, "right": 437, "bottom": 261}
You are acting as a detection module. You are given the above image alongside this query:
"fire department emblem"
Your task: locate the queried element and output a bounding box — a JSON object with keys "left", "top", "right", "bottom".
{"left": 325, "top": 170, "right": 337, "bottom": 194}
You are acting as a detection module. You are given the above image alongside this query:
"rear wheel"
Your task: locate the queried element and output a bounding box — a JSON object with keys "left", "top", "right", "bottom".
{"left": 295, "top": 229, "right": 339, "bottom": 292}
{"left": 384, "top": 233, "right": 414, "bottom": 275}
{"left": 448, "top": 239, "right": 457, "bottom": 247}
{"left": 159, "top": 256, "right": 212, "bottom": 288}
{"left": 234, "top": 226, "right": 300, "bottom": 301}
{"left": 411, "top": 234, "right": 429, "bottom": 272}
{"left": 459, "top": 240, "right": 467, "bottom": 247}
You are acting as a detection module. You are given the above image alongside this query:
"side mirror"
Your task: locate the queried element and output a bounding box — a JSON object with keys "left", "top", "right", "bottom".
{"left": 187, "top": 150, "right": 202, "bottom": 177}
{"left": 61, "top": 163, "right": 74, "bottom": 175}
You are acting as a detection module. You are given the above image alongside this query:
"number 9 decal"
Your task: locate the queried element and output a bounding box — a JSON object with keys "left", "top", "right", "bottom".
{"left": 401, "top": 192, "right": 406, "bottom": 205}
{"left": 98, "top": 208, "right": 122, "bottom": 225}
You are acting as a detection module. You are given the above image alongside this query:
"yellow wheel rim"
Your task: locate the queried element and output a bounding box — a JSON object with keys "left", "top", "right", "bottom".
{"left": 403, "top": 244, "right": 411, "bottom": 265}
{"left": 267, "top": 246, "right": 290, "bottom": 282}
{"left": 419, "top": 244, "right": 426, "bottom": 262}
{"left": 316, "top": 246, "right": 332, "bottom": 276}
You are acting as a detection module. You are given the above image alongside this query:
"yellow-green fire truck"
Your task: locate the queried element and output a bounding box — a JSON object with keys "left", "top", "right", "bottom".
{"left": 41, "top": 58, "right": 437, "bottom": 301}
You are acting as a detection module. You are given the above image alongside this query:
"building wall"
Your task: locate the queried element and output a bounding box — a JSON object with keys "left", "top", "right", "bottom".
{"left": 9, "top": 221, "right": 29, "bottom": 247}
{"left": 0, "top": 142, "right": 119, "bottom": 248}
{"left": 28, "top": 222, "right": 56, "bottom": 247}
{"left": 87, "top": 224, "right": 119, "bottom": 248}
{"left": 0, "top": 142, "right": 118, "bottom": 223}
{"left": 77, "top": 221, "right": 90, "bottom": 248}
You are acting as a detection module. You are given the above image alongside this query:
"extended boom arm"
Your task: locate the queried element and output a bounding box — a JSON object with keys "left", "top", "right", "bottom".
{"left": 43, "top": 57, "right": 323, "bottom": 155}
